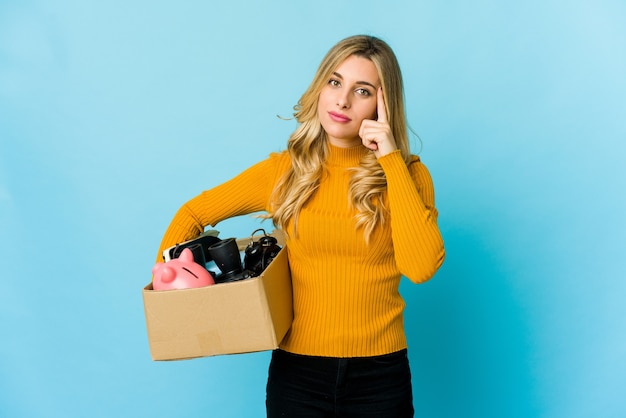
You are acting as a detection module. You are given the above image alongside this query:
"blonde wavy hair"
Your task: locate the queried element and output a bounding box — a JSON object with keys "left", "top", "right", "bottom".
{"left": 270, "top": 35, "right": 411, "bottom": 241}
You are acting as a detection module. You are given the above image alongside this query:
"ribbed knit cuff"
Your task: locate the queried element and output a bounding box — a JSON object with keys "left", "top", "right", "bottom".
{"left": 377, "top": 149, "right": 405, "bottom": 172}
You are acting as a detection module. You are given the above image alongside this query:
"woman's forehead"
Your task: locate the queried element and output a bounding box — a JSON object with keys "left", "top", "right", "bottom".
{"left": 333, "top": 55, "right": 380, "bottom": 86}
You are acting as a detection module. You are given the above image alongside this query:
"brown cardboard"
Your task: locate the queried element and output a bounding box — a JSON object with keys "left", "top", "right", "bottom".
{"left": 143, "top": 232, "right": 292, "bottom": 361}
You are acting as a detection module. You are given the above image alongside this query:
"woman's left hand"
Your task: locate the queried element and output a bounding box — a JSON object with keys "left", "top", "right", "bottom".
{"left": 359, "top": 87, "right": 398, "bottom": 158}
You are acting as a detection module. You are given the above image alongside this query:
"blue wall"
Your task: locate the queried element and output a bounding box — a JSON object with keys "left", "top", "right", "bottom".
{"left": 1, "top": 1, "right": 625, "bottom": 417}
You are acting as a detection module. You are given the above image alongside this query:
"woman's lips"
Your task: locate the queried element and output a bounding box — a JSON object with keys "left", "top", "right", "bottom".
{"left": 328, "top": 111, "right": 351, "bottom": 123}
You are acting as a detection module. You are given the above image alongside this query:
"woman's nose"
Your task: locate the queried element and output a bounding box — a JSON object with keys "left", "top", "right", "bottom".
{"left": 336, "top": 91, "right": 351, "bottom": 109}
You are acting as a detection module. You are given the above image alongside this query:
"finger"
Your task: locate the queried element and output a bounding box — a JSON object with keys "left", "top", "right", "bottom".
{"left": 359, "top": 120, "right": 378, "bottom": 139}
{"left": 362, "top": 136, "right": 378, "bottom": 151}
{"left": 360, "top": 122, "right": 386, "bottom": 152}
{"left": 376, "top": 87, "right": 388, "bottom": 123}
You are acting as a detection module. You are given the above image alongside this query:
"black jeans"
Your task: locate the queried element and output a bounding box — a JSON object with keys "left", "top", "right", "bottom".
{"left": 266, "top": 349, "right": 414, "bottom": 417}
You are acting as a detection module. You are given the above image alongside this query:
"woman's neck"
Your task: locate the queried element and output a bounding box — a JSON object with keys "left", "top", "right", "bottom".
{"left": 326, "top": 141, "right": 369, "bottom": 167}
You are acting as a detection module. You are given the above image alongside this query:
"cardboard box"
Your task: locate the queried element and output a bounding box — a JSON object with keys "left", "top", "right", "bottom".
{"left": 143, "top": 233, "right": 292, "bottom": 361}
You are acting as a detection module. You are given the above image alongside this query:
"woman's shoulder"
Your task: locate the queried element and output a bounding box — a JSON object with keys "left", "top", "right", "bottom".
{"left": 268, "top": 149, "right": 290, "bottom": 160}
{"left": 406, "top": 154, "right": 435, "bottom": 183}
{"left": 267, "top": 149, "right": 292, "bottom": 169}
{"left": 408, "top": 154, "right": 421, "bottom": 164}
{"left": 407, "top": 154, "right": 426, "bottom": 171}
{"left": 251, "top": 150, "right": 291, "bottom": 180}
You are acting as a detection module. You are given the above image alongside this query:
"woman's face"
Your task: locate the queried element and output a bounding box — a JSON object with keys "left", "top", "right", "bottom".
{"left": 317, "top": 55, "right": 380, "bottom": 148}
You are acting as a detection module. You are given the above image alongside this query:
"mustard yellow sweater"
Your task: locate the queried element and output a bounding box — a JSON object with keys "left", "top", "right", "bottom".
{"left": 156, "top": 144, "right": 445, "bottom": 358}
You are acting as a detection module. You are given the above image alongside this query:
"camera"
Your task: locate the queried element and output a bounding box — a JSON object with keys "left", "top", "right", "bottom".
{"left": 207, "top": 238, "right": 253, "bottom": 283}
{"left": 244, "top": 229, "right": 281, "bottom": 277}
{"left": 162, "top": 232, "right": 221, "bottom": 262}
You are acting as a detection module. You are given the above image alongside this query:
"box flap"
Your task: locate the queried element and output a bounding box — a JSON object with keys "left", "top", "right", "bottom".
{"left": 258, "top": 248, "right": 292, "bottom": 345}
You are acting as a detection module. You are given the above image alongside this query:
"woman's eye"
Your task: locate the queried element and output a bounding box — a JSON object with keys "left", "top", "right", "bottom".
{"left": 356, "top": 88, "right": 371, "bottom": 96}
{"left": 329, "top": 79, "right": 341, "bottom": 87}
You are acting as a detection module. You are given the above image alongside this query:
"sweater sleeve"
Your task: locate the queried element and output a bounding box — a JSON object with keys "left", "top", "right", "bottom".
{"left": 378, "top": 150, "right": 445, "bottom": 283}
{"left": 155, "top": 152, "right": 288, "bottom": 262}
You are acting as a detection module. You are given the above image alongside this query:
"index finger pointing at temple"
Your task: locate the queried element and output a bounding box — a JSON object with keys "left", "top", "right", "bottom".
{"left": 376, "top": 87, "right": 388, "bottom": 124}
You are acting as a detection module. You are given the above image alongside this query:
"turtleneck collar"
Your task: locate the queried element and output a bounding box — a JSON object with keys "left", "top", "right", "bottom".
{"left": 326, "top": 143, "right": 369, "bottom": 168}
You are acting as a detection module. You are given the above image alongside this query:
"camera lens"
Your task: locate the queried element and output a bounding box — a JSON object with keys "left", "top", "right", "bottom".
{"left": 208, "top": 238, "right": 244, "bottom": 279}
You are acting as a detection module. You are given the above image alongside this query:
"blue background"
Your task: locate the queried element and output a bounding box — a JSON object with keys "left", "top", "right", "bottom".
{"left": 1, "top": 1, "right": 625, "bottom": 417}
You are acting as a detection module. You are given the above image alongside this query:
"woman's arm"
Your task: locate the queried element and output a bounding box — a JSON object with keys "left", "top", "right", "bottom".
{"left": 378, "top": 151, "right": 445, "bottom": 283}
{"left": 155, "top": 152, "right": 289, "bottom": 262}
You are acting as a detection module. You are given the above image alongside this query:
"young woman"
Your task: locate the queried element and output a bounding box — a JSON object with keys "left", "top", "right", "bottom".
{"left": 156, "top": 35, "right": 445, "bottom": 417}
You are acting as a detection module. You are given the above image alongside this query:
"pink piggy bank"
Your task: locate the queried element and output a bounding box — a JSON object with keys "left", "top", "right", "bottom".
{"left": 152, "top": 248, "right": 215, "bottom": 290}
